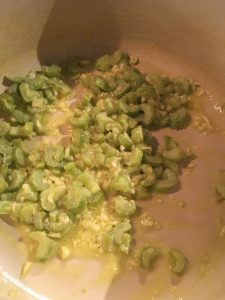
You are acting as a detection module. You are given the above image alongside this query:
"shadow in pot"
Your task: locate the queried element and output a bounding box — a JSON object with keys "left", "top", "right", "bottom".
{"left": 37, "top": 0, "right": 121, "bottom": 64}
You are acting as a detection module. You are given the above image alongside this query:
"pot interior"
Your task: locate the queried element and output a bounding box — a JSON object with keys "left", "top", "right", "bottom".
{"left": 0, "top": 1, "right": 225, "bottom": 299}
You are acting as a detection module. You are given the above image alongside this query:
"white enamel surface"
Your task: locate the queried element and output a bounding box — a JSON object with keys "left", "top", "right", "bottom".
{"left": 1, "top": 1, "right": 225, "bottom": 300}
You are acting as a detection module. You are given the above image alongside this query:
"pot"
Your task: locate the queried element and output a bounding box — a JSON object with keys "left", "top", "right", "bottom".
{"left": 0, "top": 1, "right": 225, "bottom": 299}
